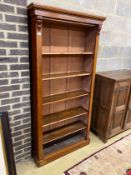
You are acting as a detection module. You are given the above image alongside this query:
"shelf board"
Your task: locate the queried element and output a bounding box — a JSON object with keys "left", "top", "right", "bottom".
{"left": 44, "top": 121, "right": 86, "bottom": 144}
{"left": 42, "top": 52, "right": 93, "bottom": 55}
{"left": 43, "top": 71, "right": 91, "bottom": 80}
{"left": 44, "top": 133, "right": 86, "bottom": 156}
{"left": 43, "top": 90, "right": 89, "bottom": 105}
{"left": 43, "top": 107, "right": 87, "bottom": 127}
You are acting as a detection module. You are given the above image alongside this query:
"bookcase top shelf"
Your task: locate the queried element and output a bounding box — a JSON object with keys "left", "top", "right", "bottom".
{"left": 42, "top": 52, "right": 94, "bottom": 55}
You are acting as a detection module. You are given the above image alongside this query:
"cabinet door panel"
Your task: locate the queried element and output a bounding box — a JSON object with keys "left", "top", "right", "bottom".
{"left": 111, "top": 81, "right": 130, "bottom": 135}
{"left": 112, "top": 110, "right": 124, "bottom": 130}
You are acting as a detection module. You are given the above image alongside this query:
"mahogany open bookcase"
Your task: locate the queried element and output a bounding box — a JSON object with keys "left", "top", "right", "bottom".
{"left": 28, "top": 3, "right": 105, "bottom": 166}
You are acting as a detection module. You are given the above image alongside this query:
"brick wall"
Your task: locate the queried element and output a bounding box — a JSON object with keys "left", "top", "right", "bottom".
{"left": 28, "top": 0, "right": 131, "bottom": 71}
{"left": 0, "top": 0, "right": 31, "bottom": 162}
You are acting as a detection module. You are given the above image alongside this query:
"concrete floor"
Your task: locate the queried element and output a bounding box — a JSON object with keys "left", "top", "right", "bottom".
{"left": 16, "top": 130, "right": 131, "bottom": 175}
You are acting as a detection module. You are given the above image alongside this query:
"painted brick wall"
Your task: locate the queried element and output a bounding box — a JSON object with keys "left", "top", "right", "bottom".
{"left": 28, "top": 0, "right": 131, "bottom": 71}
{"left": 0, "top": 0, "right": 31, "bottom": 162}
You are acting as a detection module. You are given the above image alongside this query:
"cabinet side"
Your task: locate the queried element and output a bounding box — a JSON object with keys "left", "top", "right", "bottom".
{"left": 91, "top": 75, "right": 115, "bottom": 142}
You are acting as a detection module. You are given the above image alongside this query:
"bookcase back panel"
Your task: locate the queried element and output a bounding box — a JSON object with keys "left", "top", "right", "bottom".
{"left": 43, "top": 102, "right": 66, "bottom": 115}
{"left": 67, "top": 77, "right": 91, "bottom": 92}
{"left": 82, "top": 77, "right": 91, "bottom": 92}
{"left": 50, "top": 25, "right": 68, "bottom": 52}
{"left": 85, "top": 29, "right": 97, "bottom": 52}
{"left": 84, "top": 57, "right": 94, "bottom": 72}
{"left": 50, "top": 101, "right": 66, "bottom": 113}
{"left": 43, "top": 105, "right": 50, "bottom": 116}
{"left": 68, "top": 56, "right": 83, "bottom": 72}
{"left": 42, "top": 25, "right": 50, "bottom": 52}
{"left": 50, "top": 79, "right": 67, "bottom": 95}
{"left": 42, "top": 56, "right": 89, "bottom": 75}
{"left": 43, "top": 77, "right": 91, "bottom": 97}
{"left": 42, "top": 56, "right": 68, "bottom": 74}
{"left": 42, "top": 98, "right": 89, "bottom": 116}
{"left": 51, "top": 56, "right": 67, "bottom": 73}
{"left": 42, "top": 24, "right": 68, "bottom": 52}
{"left": 65, "top": 97, "right": 89, "bottom": 110}
{"left": 43, "top": 79, "right": 67, "bottom": 97}
{"left": 81, "top": 96, "right": 89, "bottom": 110}
{"left": 42, "top": 56, "right": 50, "bottom": 74}
{"left": 42, "top": 81, "right": 49, "bottom": 97}
{"left": 68, "top": 28, "right": 86, "bottom": 52}
{"left": 42, "top": 23, "right": 95, "bottom": 53}
{"left": 67, "top": 77, "right": 83, "bottom": 91}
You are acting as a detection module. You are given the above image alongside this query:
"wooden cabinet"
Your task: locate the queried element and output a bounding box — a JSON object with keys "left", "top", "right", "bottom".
{"left": 91, "top": 70, "right": 131, "bottom": 142}
{"left": 28, "top": 3, "right": 105, "bottom": 166}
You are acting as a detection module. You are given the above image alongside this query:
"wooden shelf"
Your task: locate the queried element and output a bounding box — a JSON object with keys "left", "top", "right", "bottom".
{"left": 42, "top": 52, "right": 94, "bottom": 55}
{"left": 43, "top": 90, "right": 89, "bottom": 105}
{"left": 44, "top": 133, "right": 86, "bottom": 156}
{"left": 43, "top": 71, "right": 91, "bottom": 80}
{"left": 44, "top": 121, "right": 86, "bottom": 144}
{"left": 43, "top": 107, "right": 87, "bottom": 127}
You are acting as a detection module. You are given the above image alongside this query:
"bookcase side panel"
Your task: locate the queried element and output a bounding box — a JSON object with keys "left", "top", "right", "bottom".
{"left": 29, "top": 17, "right": 43, "bottom": 160}
{"left": 86, "top": 27, "right": 100, "bottom": 139}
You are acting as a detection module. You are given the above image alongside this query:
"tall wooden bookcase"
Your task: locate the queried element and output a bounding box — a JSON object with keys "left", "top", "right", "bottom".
{"left": 28, "top": 3, "right": 105, "bottom": 166}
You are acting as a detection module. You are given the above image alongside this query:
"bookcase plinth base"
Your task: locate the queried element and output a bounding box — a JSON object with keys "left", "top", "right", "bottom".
{"left": 34, "top": 139, "right": 90, "bottom": 167}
